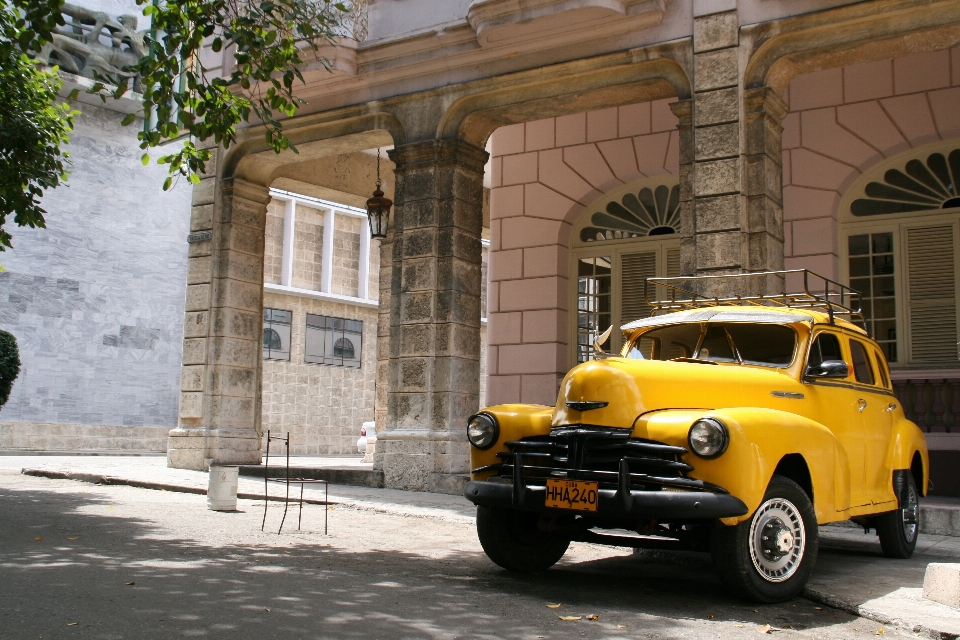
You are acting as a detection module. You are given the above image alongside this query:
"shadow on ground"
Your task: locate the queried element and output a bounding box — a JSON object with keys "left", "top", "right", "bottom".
{"left": 0, "top": 482, "right": 878, "bottom": 639}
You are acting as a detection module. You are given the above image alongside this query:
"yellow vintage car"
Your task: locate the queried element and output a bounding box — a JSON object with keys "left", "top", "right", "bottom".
{"left": 463, "top": 271, "right": 928, "bottom": 603}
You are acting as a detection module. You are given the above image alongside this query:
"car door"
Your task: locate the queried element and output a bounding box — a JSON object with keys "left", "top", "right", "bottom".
{"left": 802, "top": 330, "right": 870, "bottom": 509}
{"left": 851, "top": 340, "right": 898, "bottom": 506}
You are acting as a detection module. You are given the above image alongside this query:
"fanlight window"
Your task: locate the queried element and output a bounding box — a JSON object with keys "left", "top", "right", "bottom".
{"left": 852, "top": 148, "right": 960, "bottom": 216}
{"left": 580, "top": 184, "right": 680, "bottom": 243}
{"left": 334, "top": 337, "right": 355, "bottom": 359}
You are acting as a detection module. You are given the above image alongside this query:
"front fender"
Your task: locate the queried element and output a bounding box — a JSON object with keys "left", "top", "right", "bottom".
{"left": 634, "top": 408, "right": 850, "bottom": 524}
{"left": 468, "top": 404, "right": 553, "bottom": 480}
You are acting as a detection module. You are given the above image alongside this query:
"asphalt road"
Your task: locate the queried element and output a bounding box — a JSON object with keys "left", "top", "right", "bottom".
{"left": 0, "top": 472, "right": 911, "bottom": 639}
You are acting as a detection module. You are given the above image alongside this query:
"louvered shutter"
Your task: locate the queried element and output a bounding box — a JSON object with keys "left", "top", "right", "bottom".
{"left": 906, "top": 225, "right": 958, "bottom": 363}
{"left": 666, "top": 247, "right": 681, "bottom": 277}
{"left": 621, "top": 251, "right": 658, "bottom": 325}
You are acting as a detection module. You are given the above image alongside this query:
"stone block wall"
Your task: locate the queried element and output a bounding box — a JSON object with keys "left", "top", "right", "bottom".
{"left": 782, "top": 47, "right": 960, "bottom": 279}
{"left": 486, "top": 99, "right": 680, "bottom": 407}
{"left": 260, "top": 292, "right": 378, "bottom": 454}
{"left": 0, "top": 103, "right": 191, "bottom": 452}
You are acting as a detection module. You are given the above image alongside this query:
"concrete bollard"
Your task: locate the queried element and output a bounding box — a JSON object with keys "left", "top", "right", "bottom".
{"left": 363, "top": 436, "right": 377, "bottom": 463}
{"left": 922, "top": 563, "right": 960, "bottom": 609}
{"left": 207, "top": 466, "right": 239, "bottom": 511}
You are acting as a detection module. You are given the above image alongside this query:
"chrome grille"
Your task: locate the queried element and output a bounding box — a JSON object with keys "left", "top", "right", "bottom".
{"left": 474, "top": 425, "right": 726, "bottom": 494}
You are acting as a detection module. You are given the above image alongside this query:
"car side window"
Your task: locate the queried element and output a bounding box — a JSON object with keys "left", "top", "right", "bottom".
{"left": 873, "top": 348, "right": 891, "bottom": 388}
{"left": 849, "top": 340, "right": 875, "bottom": 385}
{"left": 807, "top": 332, "right": 843, "bottom": 370}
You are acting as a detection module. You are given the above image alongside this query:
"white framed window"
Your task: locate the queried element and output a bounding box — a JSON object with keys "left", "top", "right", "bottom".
{"left": 839, "top": 141, "right": 960, "bottom": 367}
{"left": 570, "top": 177, "right": 682, "bottom": 364}
{"left": 304, "top": 314, "right": 363, "bottom": 369}
{"left": 263, "top": 308, "right": 292, "bottom": 361}
{"left": 264, "top": 189, "right": 377, "bottom": 308}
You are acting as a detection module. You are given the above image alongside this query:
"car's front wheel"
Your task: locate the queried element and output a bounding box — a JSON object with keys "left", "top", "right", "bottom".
{"left": 476, "top": 506, "right": 570, "bottom": 573}
{"left": 710, "top": 475, "right": 819, "bottom": 603}
{"left": 876, "top": 473, "right": 919, "bottom": 559}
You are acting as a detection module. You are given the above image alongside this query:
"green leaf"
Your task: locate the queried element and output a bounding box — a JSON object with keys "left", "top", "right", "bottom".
{"left": 121, "top": 113, "right": 136, "bottom": 126}
{"left": 141, "top": 153, "right": 150, "bottom": 166}
{"left": 162, "top": 177, "right": 173, "bottom": 191}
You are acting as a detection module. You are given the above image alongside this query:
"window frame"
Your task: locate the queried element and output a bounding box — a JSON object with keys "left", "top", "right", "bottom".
{"left": 841, "top": 214, "right": 960, "bottom": 368}
{"left": 262, "top": 308, "right": 293, "bottom": 362}
{"left": 303, "top": 313, "right": 363, "bottom": 369}
{"left": 569, "top": 234, "right": 681, "bottom": 364}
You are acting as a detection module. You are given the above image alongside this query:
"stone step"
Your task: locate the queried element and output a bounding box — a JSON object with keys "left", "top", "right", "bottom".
{"left": 921, "top": 497, "right": 960, "bottom": 537}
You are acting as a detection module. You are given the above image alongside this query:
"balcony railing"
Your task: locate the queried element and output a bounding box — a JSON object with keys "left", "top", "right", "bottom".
{"left": 893, "top": 377, "right": 960, "bottom": 432}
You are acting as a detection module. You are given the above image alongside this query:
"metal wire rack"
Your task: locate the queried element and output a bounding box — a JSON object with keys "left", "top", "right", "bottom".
{"left": 643, "top": 269, "right": 864, "bottom": 326}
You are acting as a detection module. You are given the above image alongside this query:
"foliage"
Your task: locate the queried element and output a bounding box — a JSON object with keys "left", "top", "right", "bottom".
{"left": 124, "top": 0, "right": 349, "bottom": 190}
{"left": 0, "top": 330, "right": 21, "bottom": 409}
{"left": 0, "top": 0, "right": 349, "bottom": 248}
{"left": 0, "top": 1, "right": 76, "bottom": 251}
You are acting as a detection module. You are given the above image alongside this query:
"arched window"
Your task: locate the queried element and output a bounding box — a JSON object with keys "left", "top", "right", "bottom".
{"left": 571, "top": 177, "right": 683, "bottom": 364}
{"left": 263, "top": 328, "right": 282, "bottom": 351}
{"left": 334, "top": 337, "right": 355, "bottom": 359}
{"left": 840, "top": 140, "right": 960, "bottom": 366}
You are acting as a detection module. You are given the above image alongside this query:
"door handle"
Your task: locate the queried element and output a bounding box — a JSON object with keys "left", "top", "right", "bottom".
{"left": 857, "top": 398, "right": 867, "bottom": 412}
{"left": 886, "top": 403, "right": 897, "bottom": 412}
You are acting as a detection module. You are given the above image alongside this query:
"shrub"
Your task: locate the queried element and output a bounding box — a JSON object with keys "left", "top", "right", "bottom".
{"left": 0, "top": 330, "right": 20, "bottom": 409}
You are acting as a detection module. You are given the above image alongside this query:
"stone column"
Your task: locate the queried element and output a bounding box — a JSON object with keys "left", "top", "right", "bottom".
{"left": 167, "top": 170, "right": 268, "bottom": 471}
{"left": 372, "top": 224, "right": 393, "bottom": 473}
{"left": 377, "top": 139, "right": 487, "bottom": 493}
{"left": 688, "top": 7, "right": 785, "bottom": 294}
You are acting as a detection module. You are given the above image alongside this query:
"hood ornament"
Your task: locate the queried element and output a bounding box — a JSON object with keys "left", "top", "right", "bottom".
{"left": 566, "top": 401, "right": 608, "bottom": 411}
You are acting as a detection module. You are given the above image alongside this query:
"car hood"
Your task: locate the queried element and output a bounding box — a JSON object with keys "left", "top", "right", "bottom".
{"left": 552, "top": 357, "right": 803, "bottom": 429}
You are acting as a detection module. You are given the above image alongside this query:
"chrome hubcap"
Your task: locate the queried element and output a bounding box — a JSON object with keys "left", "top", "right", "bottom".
{"left": 902, "top": 484, "right": 918, "bottom": 542}
{"left": 749, "top": 498, "right": 805, "bottom": 583}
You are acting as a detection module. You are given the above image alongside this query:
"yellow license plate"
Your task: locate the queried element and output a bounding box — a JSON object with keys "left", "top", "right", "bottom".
{"left": 544, "top": 479, "right": 599, "bottom": 512}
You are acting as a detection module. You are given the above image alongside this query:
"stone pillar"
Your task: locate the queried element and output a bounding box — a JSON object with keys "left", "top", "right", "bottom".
{"left": 167, "top": 170, "right": 268, "bottom": 470}
{"left": 377, "top": 139, "right": 487, "bottom": 493}
{"left": 688, "top": 7, "right": 785, "bottom": 294}
{"left": 372, "top": 224, "right": 393, "bottom": 473}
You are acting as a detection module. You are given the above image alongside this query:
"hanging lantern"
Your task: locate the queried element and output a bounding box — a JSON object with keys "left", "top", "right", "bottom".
{"left": 365, "top": 148, "right": 392, "bottom": 239}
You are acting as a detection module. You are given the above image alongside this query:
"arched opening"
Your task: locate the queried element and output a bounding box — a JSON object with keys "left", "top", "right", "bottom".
{"left": 570, "top": 176, "right": 682, "bottom": 363}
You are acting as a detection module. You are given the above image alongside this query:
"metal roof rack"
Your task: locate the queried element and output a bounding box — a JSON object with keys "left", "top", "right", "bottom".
{"left": 644, "top": 270, "right": 863, "bottom": 326}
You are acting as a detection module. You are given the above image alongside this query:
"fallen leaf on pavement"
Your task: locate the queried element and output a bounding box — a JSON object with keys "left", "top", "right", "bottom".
{"left": 814, "top": 607, "right": 823, "bottom": 611}
{"left": 757, "top": 624, "right": 774, "bottom": 634}
{"left": 736, "top": 625, "right": 744, "bottom": 629}
{"left": 264, "top": 608, "right": 270, "bottom": 612}
{"left": 66, "top": 623, "right": 78, "bottom": 626}
{"left": 125, "top": 582, "right": 135, "bottom": 586}
{"left": 558, "top": 616, "right": 581, "bottom": 621}
{"left": 876, "top": 630, "right": 885, "bottom": 635}
{"left": 617, "top": 625, "right": 626, "bottom": 629}
{"left": 34, "top": 537, "right": 42, "bottom": 542}
{"left": 586, "top": 615, "right": 599, "bottom": 621}
{"left": 707, "top": 614, "right": 715, "bottom": 619}
{"left": 67, "top": 537, "right": 78, "bottom": 541}
{"left": 546, "top": 604, "right": 561, "bottom": 609}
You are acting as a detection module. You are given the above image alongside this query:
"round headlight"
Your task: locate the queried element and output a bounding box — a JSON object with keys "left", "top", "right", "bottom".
{"left": 687, "top": 418, "right": 728, "bottom": 459}
{"left": 467, "top": 412, "right": 499, "bottom": 450}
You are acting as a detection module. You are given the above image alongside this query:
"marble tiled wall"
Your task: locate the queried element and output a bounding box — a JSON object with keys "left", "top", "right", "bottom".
{"left": 331, "top": 214, "right": 362, "bottom": 297}
{"left": 782, "top": 47, "right": 960, "bottom": 278}
{"left": 486, "top": 100, "right": 680, "bottom": 407}
{"left": 0, "top": 102, "right": 192, "bottom": 450}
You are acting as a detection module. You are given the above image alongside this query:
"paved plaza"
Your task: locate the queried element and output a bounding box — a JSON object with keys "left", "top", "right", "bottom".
{"left": 2, "top": 458, "right": 960, "bottom": 639}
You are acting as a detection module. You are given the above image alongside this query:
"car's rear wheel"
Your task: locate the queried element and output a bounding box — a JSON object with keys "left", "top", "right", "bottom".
{"left": 476, "top": 506, "right": 570, "bottom": 573}
{"left": 876, "top": 473, "right": 919, "bottom": 559}
{"left": 710, "top": 475, "right": 819, "bottom": 603}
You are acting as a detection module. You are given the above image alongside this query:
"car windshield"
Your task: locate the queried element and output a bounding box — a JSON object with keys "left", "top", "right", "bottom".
{"left": 626, "top": 322, "right": 797, "bottom": 368}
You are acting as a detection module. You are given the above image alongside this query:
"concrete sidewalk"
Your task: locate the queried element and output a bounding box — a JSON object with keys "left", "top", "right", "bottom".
{"left": 4, "top": 455, "right": 960, "bottom": 638}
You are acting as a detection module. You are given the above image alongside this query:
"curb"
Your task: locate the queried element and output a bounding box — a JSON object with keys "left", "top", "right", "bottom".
{"left": 20, "top": 468, "right": 333, "bottom": 506}
{"left": 239, "top": 465, "right": 383, "bottom": 488}
{"left": 801, "top": 587, "right": 959, "bottom": 640}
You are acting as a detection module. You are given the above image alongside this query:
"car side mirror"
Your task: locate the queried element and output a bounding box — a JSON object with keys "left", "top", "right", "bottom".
{"left": 806, "top": 360, "right": 849, "bottom": 378}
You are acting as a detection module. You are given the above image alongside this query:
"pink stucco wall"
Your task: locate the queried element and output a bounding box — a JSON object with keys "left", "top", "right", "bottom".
{"left": 487, "top": 99, "right": 680, "bottom": 407}
{"left": 783, "top": 47, "right": 960, "bottom": 279}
